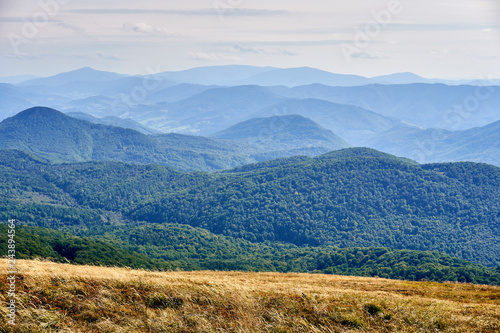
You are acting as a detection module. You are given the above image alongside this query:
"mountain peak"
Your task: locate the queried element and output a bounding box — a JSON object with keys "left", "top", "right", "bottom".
{"left": 13, "top": 106, "right": 66, "bottom": 120}
{"left": 211, "top": 114, "right": 350, "bottom": 154}
{"left": 19, "top": 68, "right": 126, "bottom": 87}
{"left": 318, "top": 147, "right": 418, "bottom": 165}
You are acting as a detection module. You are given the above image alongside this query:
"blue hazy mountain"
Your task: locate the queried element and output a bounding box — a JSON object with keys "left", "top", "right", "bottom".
{"left": 0, "top": 107, "right": 352, "bottom": 171}
{"left": 211, "top": 115, "right": 350, "bottom": 156}
{"left": 19, "top": 67, "right": 128, "bottom": 87}
{"left": 151, "top": 66, "right": 490, "bottom": 87}
{"left": 115, "top": 86, "right": 404, "bottom": 141}
{"left": 19, "top": 75, "right": 177, "bottom": 102}
{"left": 152, "top": 65, "right": 276, "bottom": 85}
{"left": 0, "top": 84, "right": 36, "bottom": 118}
{"left": 369, "top": 121, "right": 500, "bottom": 166}
{"left": 252, "top": 98, "right": 403, "bottom": 145}
{"left": 146, "top": 83, "right": 216, "bottom": 103}
{"left": 15, "top": 66, "right": 495, "bottom": 89}
{"left": 127, "top": 85, "right": 286, "bottom": 135}
{"left": 235, "top": 67, "right": 371, "bottom": 87}
{"left": 370, "top": 72, "right": 432, "bottom": 84}
{"left": 283, "top": 83, "right": 500, "bottom": 130}
{"left": 0, "top": 74, "right": 39, "bottom": 84}
{"left": 66, "top": 112, "right": 161, "bottom": 135}
{"left": 0, "top": 107, "right": 259, "bottom": 171}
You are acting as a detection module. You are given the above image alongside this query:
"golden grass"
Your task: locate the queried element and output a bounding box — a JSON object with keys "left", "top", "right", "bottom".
{"left": 0, "top": 259, "right": 499, "bottom": 332}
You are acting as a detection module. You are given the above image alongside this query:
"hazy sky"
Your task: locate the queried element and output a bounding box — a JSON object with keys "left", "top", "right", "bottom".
{"left": 1, "top": 0, "right": 499, "bottom": 78}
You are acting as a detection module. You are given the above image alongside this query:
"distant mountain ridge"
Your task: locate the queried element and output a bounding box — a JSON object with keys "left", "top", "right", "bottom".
{"left": 66, "top": 112, "right": 161, "bottom": 135}
{"left": 0, "top": 107, "right": 352, "bottom": 171}
{"left": 0, "top": 107, "right": 256, "bottom": 171}
{"left": 370, "top": 121, "right": 500, "bottom": 166}
{"left": 252, "top": 98, "right": 403, "bottom": 145}
{"left": 282, "top": 83, "right": 500, "bottom": 130}
{"left": 16, "top": 65, "right": 497, "bottom": 87}
{"left": 19, "top": 67, "right": 128, "bottom": 87}
{"left": 1, "top": 66, "right": 498, "bottom": 168}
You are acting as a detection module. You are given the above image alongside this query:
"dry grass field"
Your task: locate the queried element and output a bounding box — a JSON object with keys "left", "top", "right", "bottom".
{"left": 0, "top": 259, "right": 499, "bottom": 332}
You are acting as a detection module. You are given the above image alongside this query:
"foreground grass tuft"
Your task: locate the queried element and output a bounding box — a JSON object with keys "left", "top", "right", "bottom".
{"left": 0, "top": 259, "right": 499, "bottom": 332}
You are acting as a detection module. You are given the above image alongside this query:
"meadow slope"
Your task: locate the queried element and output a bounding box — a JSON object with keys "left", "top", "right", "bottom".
{"left": 0, "top": 259, "right": 498, "bottom": 332}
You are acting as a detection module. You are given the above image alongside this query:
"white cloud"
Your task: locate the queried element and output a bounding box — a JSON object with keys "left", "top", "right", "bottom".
{"left": 233, "top": 44, "right": 263, "bottom": 54}
{"left": 122, "top": 22, "right": 173, "bottom": 36}
{"left": 231, "top": 45, "right": 297, "bottom": 56}
{"left": 351, "top": 51, "right": 390, "bottom": 60}
{"left": 68, "top": 8, "right": 287, "bottom": 17}
{"left": 53, "top": 21, "right": 85, "bottom": 35}
{"left": 96, "top": 52, "right": 122, "bottom": 61}
{"left": 188, "top": 52, "right": 238, "bottom": 61}
{"left": 277, "top": 49, "right": 297, "bottom": 56}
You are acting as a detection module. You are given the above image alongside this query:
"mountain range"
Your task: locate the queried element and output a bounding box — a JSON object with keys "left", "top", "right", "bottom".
{"left": 1, "top": 64, "right": 499, "bottom": 284}
{"left": 12, "top": 66, "right": 500, "bottom": 87}
{"left": 66, "top": 112, "right": 160, "bottom": 135}
{"left": 1, "top": 147, "right": 499, "bottom": 268}
{"left": 1, "top": 106, "right": 499, "bottom": 169}
{"left": 0, "top": 107, "right": 351, "bottom": 171}
{"left": 369, "top": 121, "right": 500, "bottom": 166}
{"left": 281, "top": 83, "right": 500, "bottom": 130}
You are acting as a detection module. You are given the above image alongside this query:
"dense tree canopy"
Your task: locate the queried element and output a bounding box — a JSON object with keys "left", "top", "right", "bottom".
{"left": 0, "top": 148, "right": 499, "bottom": 282}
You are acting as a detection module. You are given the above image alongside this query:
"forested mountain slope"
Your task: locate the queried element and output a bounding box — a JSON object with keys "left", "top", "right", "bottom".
{"left": 1, "top": 148, "right": 499, "bottom": 266}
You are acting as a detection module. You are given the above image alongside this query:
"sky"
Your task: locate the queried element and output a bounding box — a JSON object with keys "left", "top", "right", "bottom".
{"left": 0, "top": 0, "right": 499, "bottom": 79}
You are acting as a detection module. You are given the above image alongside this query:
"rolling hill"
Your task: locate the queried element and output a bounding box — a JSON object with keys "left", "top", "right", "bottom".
{"left": 369, "top": 121, "right": 500, "bottom": 166}
{"left": 19, "top": 67, "right": 128, "bottom": 87}
{"left": 0, "top": 107, "right": 256, "bottom": 171}
{"left": 235, "top": 66, "right": 371, "bottom": 87}
{"left": 66, "top": 111, "right": 161, "bottom": 135}
{"left": 252, "top": 98, "right": 403, "bottom": 145}
{"left": 284, "top": 83, "right": 500, "bottom": 130}
{"left": 153, "top": 64, "right": 276, "bottom": 85}
{"left": 124, "top": 85, "right": 286, "bottom": 135}
{"left": 1, "top": 147, "right": 499, "bottom": 266}
{"left": 210, "top": 115, "right": 350, "bottom": 156}
{"left": 0, "top": 107, "right": 352, "bottom": 171}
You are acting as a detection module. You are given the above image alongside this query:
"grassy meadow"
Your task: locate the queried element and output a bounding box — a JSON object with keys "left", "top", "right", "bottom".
{"left": 0, "top": 259, "right": 498, "bottom": 332}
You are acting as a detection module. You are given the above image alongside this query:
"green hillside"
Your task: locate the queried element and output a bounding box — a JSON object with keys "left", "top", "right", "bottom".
{"left": 0, "top": 224, "right": 171, "bottom": 269}
{"left": 0, "top": 107, "right": 256, "bottom": 172}
{"left": 1, "top": 223, "right": 499, "bottom": 285}
{"left": 0, "top": 148, "right": 499, "bottom": 267}
{"left": 211, "top": 114, "right": 350, "bottom": 157}
{"left": 0, "top": 107, "right": 355, "bottom": 172}
{"left": 369, "top": 121, "right": 500, "bottom": 166}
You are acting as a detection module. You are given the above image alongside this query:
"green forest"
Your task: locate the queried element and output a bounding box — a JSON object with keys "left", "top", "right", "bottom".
{"left": 1, "top": 224, "right": 499, "bottom": 285}
{"left": 1, "top": 148, "right": 499, "bottom": 284}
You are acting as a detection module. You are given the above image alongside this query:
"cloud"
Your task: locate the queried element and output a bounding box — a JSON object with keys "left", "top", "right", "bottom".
{"left": 231, "top": 45, "right": 297, "bottom": 56}
{"left": 188, "top": 51, "right": 238, "bottom": 61}
{"left": 4, "top": 53, "right": 42, "bottom": 60}
{"left": 53, "top": 21, "right": 85, "bottom": 35}
{"left": 68, "top": 8, "right": 286, "bottom": 17}
{"left": 0, "top": 17, "right": 58, "bottom": 23}
{"left": 351, "top": 52, "right": 390, "bottom": 60}
{"left": 122, "top": 22, "right": 173, "bottom": 36}
{"left": 482, "top": 28, "right": 492, "bottom": 33}
{"left": 388, "top": 23, "right": 500, "bottom": 32}
{"left": 430, "top": 49, "right": 450, "bottom": 55}
{"left": 63, "top": 52, "right": 123, "bottom": 61}
{"left": 233, "top": 45, "right": 263, "bottom": 54}
{"left": 96, "top": 52, "right": 122, "bottom": 61}
{"left": 277, "top": 49, "right": 297, "bottom": 56}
